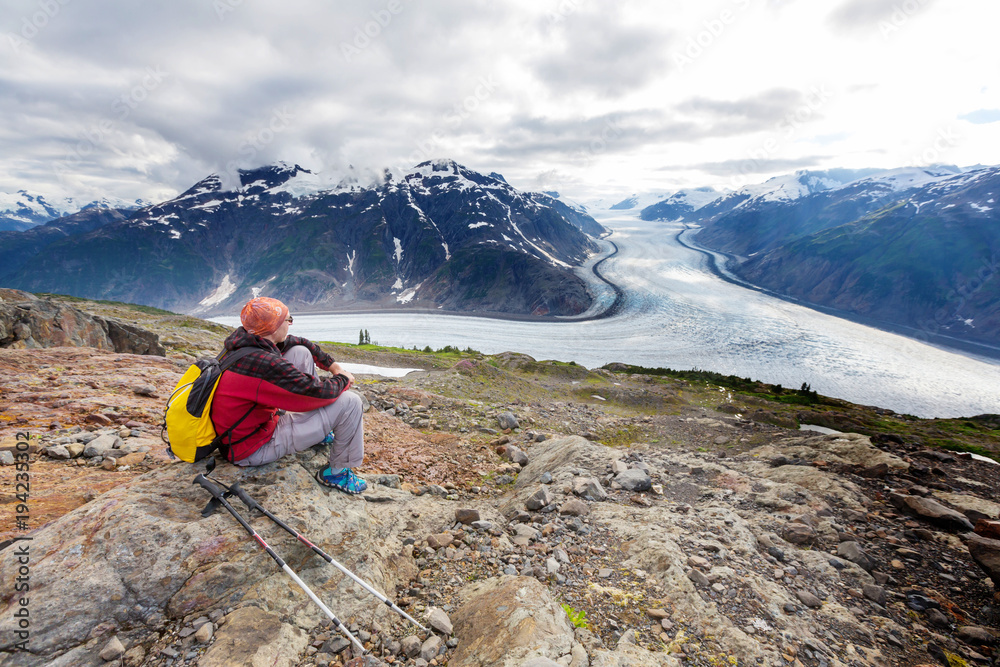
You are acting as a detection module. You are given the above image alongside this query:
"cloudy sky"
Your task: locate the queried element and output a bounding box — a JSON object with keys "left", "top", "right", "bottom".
{"left": 2, "top": 0, "right": 999, "bottom": 204}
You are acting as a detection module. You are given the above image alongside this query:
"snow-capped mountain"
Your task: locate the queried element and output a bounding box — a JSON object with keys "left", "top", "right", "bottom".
{"left": 839, "top": 165, "right": 963, "bottom": 194}
{"left": 0, "top": 190, "right": 148, "bottom": 232}
{"left": 608, "top": 192, "right": 675, "bottom": 211}
{"left": 633, "top": 187, "right": 721, "bottom": 221}
{"left": 729, "top": 168, "right": 881, "bottom": 205}
{"left": 0, "top": 160, "right": 606, "bottom": 318}
{"left": 696, "top": 165, "right": 1000, "bottom": 347}
{"left": 687, "top": 166, "right": 975, "bottom": 257}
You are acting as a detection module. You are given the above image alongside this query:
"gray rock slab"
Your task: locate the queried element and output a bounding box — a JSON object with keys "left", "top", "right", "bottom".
{"left": 82, "top": 434, "right": 122, "bottom": 458}
{"left": 968, "top": 534, "right": 1000, "bottom": 587}
{"left": 573, "top": 477, "right": 608, "bottom": 502}
{"left": 615, "top": 469, "right": 652, "bottom": 492}
{"left": 837, "top": 541, "right": 876, "bottom": 572}
{"left": 889, "top": 492, "right": 975, "bottom": 532}
{"left": 45, "top": 445, "right": 72, "bottom": 460}
{"left": 420, "top": 635, "right": 443, "bottom": 661}
{"left": 558, "top": 499, "right": 589, "bottom": 517}
{"left": 498, "top": 412, "right": 520, "bottom": 430}
{"left": 526, "top": 487, "right": 555, "bottom": 511}
{"left": 0, "top": 460, "right": 376, "bottom": 659}
{"left": 401, "top": 635, "right": 422, "bottom": 658}
{"left": 427, "top": 607, "right": 453, "bottom": 636}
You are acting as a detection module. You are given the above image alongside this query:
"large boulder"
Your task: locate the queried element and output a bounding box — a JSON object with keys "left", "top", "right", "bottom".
{"left": 197, "top": 607, "right": 309, "bottom": 667}
{"left": 0, "top": 458, "right": 403, "bottom": 665}
{"left": 0, "top": 294, "right": 164, "bottom": 355}
{"left": 502, "top": 436, "right": 618, "bottom": 513}
{"left": 449, "top": 576, "right": 575, "bottom": 666}
{"left": 99, "top": 316, "right": 166, "bottom": 356}
{"left": 748, "top": 433, "right": 908, "bottom": 470}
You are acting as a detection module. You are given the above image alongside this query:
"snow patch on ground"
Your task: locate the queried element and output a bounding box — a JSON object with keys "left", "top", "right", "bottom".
{"left": 396, "top": 282, "right": 423, "bottom": 304}
{"left": 468, "top": 221, "right": 490, "bottom": 229}
{"left": 393, "top": 237, "right": 403, "bottom": 264}
{"left": 190, "top": 199, "right": 224, "bottom": 210}
{"left": 971, "top": 453, "right": 999, "bottom": 465}
{"left": 198, "top": 274, "right": 237, "bottom": 309}
{"left": 340, "top": 363, "right": 419, "bottom": 378}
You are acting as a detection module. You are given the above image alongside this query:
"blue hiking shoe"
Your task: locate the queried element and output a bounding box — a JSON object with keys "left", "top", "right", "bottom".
{"left": 315, "top": 467, "right": 367, "bottom": 494}
{"left": 321, "top": 431, "right": 335, "bottom": 445}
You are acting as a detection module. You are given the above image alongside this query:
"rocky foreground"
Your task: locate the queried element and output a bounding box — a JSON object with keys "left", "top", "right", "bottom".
{"left": 0, "top": 298, "right": 998, "bottom": 667}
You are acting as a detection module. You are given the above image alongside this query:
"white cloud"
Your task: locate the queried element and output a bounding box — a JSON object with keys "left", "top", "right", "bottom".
{"left": 0, "top": 0, "right": 997, "bottom": 203}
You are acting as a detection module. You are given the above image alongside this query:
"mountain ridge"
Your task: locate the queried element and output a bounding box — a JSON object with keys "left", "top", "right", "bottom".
{"left": 637, "top": 164, "right": 1000, "bottom": 348}
{"left": 0, "top": 190, "right": 148, "bottom": 232}
{"left": 735, "top": 167, "right": 1000, "bottom": 346}
{"left": 0, "top": 159, "right": 607, "bottom": 319}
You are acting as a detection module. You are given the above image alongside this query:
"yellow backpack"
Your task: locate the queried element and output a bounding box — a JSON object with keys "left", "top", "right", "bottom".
{"left": 162, "top": 348, "right": 258, "bottom": 462}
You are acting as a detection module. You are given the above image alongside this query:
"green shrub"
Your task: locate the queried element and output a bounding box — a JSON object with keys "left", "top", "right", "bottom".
{"left": 561, "top": 604, "right": 589, "bottom": 629}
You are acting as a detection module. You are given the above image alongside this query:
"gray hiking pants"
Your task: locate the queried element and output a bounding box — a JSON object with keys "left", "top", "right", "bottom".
{"left": 236, "top": 345, "right": 365, "bottom": 470}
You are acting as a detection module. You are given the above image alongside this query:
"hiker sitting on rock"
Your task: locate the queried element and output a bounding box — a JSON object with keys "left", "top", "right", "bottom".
{"left": 211, "top": 296, "right": 367, "bottom": 494}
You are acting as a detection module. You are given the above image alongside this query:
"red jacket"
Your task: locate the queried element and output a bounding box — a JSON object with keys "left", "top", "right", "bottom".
{"left": 210, "top": 328, "right": 351, "bottom": 461}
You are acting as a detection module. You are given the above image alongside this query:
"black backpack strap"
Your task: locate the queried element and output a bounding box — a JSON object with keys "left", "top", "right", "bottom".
{"left": 219, "top": 346, "right": 259, "bottom": 370}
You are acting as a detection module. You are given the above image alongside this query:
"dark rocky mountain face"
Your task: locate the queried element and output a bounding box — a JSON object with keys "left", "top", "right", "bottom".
{"left": 692, "top": 167, "right": 963, "bottom": 257}
{"left": 695, "top": 167, "right": 1000, "bottom": 347}
{"left": 0, "top": 160, "right": 606, "bottom": 318}
{"left": 0, "top": 206, "right": 134, "bottom": 277}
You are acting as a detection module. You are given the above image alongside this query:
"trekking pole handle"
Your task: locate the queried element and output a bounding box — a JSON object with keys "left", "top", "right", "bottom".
{"left": 194, "top": 474, "right": 225, "bottom": 499}
{"left": 229, "top": 482, "right": 260, "bottom": 511}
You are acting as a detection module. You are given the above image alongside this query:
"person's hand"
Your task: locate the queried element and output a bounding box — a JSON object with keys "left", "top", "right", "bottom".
{"left": 328, "top": 362, "right": 355, "bottom": 388}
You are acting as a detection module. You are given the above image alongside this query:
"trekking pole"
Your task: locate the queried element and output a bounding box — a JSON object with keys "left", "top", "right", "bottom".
{"left": 193, "top": 474, "right": 367, "bottom": 655}
{"left": 208, "top": 475, "right": 430, "bottom": 634}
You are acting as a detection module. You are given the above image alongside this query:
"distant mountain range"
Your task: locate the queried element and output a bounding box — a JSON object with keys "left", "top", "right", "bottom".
{"left": 0, "top": 160, "right": 606, "bottom": 318}
{"left": 0, "top": 191, "right": 148, "bottom": 232}
{"left": 639, "top": 165, "right": 1000, "bottom": 348}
